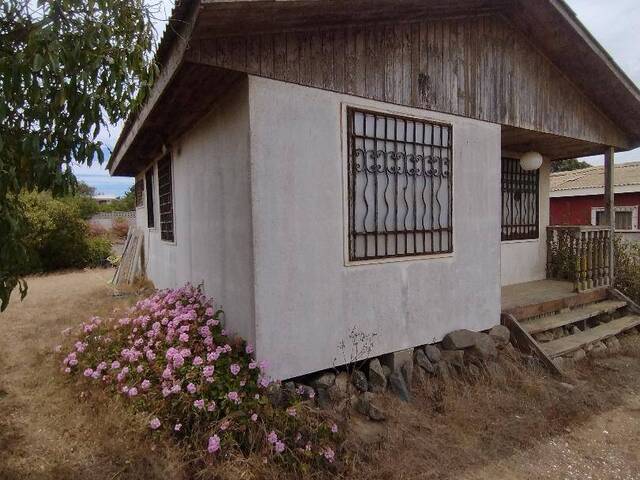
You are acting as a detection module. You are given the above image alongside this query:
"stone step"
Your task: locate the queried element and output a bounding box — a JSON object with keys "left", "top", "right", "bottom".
{"left": 522, "top": 300, "right": 627, "bottom": 335}
{"left": 541, "top": 315, "right": 640, "bottom": 358}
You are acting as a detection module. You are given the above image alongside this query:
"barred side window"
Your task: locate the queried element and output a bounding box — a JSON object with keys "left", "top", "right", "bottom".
{"left": 145, "top": 168, "right": 155, "bottom": 229}
{"left": 347, "top": 107, "right": 453, "bottom": 262}
{"left": 158, "top": 154, "right": 175, "bottom": 242}
{"left": 501, "top": 157, "right": 539, "bottom": 241}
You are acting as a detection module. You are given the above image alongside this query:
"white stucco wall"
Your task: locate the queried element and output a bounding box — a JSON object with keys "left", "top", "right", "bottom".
{"left": 247, "top": 76, "right": 502, "bottom": 380}
{"left": 500, "top": 159, "right": 550, "bottom": 286}
{"left": 136, "top": 79, "right": 256, "bottom": 345}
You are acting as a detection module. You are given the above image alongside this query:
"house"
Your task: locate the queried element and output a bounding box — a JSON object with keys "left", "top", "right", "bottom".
{"left": 108, "top": 0, "right": 640, "bottom": 381}
{"left": 550, "top": 162, "right": 640, "bottom": 242}
{"left": 93, "top": 194, "right": 118, "bottom": 205}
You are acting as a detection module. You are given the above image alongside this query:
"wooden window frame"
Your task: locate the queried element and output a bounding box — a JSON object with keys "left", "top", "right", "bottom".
{"left": 134, "top": 179, "right": 144, "bottom": 208}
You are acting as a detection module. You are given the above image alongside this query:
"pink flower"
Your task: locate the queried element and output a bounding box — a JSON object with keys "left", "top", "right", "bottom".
{"left": 286, "top": 407, "right": 297, "bottom": 417}
{"left": 248, "top": 362, "right": 257, "bottom": 370}
{"left": 128, "top": 387, "right": 138, "bottom": 397}
{"left": 251, "top": 413, "right": 258, "bottom": 422}
{"left": 203, "top": 365, "right": 214, "bottom": 377}
{"left": 141, "top": 379, "right": 151, "bottom": 390}
{"left": 267, "top": 431, "right": 278, "bottom": 444}
{"left": 207, "top": 401, "right": 216, "bottom": 412}
{"left": 220, "top": 420, "right": 230, "bottom": 431}
{"left": 187, "top": 383, "right": 197, "bottom": 394}
{"left": 208, "top": 435, "right": 221, "bottom": 453}
{"left": 229, "top": 364, "right": 241, "bottom": 376}
{"left": 193, "top": 399, "right": 205, "bottom": 410}
{"left": 83, "top": 368, "right": 94, "bottom": 377}
{"left": 322, "top": 447, "right": 335, "bottom": 463}
{"left": 174, "top": 423, "right": 182, "bottom": 432}
{"left": 275, "top": 440, "right": 286, "bottom": 453}
{"left": 331, "top": 423, "right": 338, "bottom": 433}
{"left": 227, "top": 391, "right": 239, "bottom": 403}
{"left": 162, "top": 367, "right": 172, "bottom": 380}
{"left": 192, "top": 356, "right": 203, "bottom": 366}
{"left": 111, "top": 361, "right": 120, "bottom": 370}
{"left": 245, "top": 344, "right": 254, "bottom": 354}
{"left": 207, "top": 352, "right": 219, "bottom": 362}
{"left": 179, "top": 333, "right": 189, "bottom": 343}
{"left": 149, "top": 418, "right": 161, "bottom": 430}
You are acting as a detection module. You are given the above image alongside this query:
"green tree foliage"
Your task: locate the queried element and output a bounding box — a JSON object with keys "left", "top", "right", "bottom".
{"left": 0, "top": 0, "right": 157, "bottom": 310}
{"left": 61, "top": 180, "right": 100, "bottom": 219}
{"left": 98, "top": 184, "right": 135, "bottom": 212}
{"left": 551, "top": 158, "right": 592, "bottom": 173}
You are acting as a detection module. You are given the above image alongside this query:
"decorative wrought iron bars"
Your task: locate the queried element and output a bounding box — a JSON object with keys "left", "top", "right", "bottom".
{"left": 501, "top": 157, "right": 539, "bottom": 241}
{"left": 347, "top": 108, "right": 453, "bottom": 261}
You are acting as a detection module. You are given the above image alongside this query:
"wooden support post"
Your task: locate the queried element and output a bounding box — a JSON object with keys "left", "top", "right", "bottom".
{"left": 604, "top": 147, "right": 615, "bottom": 285}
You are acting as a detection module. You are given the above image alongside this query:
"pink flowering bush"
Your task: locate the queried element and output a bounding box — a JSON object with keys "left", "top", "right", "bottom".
{"left": 59, "top": 284, "right": 341, "bottom": 473}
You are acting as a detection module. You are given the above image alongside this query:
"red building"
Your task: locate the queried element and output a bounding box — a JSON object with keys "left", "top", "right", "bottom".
{"left": 550, "top": 162, "right": 640, "bottom": 240}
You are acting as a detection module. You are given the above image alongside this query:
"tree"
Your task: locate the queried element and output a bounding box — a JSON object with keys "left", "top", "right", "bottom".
{"left": 551, "top": 158, "right": 592, "bottom": 173}
{"left": 98, "top": 184, "right": 135, "bottom": 212}
{"left": 0, "top": 0, "right": 158, "bottom": 310}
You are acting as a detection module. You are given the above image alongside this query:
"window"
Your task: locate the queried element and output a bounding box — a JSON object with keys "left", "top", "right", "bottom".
{"left": 135, "top": 179, "right": 144, "bottom": 207}
{"left": 592, "top": 206, "right": 638, "bottom": 231}
{"left": 158, "top": 154, "right": 175, "bottom": 242}
{"left": 501, "top": 157, "right": 539, "bottom": 241}
{"left": 145, "top": 168, "right": 155, "bottom": 228}
{"left": 346, "top": 107, "right": 453, "bottom": 262}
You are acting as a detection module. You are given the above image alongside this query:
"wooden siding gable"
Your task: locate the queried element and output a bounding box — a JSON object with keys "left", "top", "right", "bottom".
{"left": 186, "top": 15, "right": 630, "bottom": 149}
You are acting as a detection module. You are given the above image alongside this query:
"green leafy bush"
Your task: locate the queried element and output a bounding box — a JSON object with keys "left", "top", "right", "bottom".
{"left": 614, "top": 236, "right": 640, "bottom": 304}
{"left": 19, "top": 191, "right": 112, "bottom": 273}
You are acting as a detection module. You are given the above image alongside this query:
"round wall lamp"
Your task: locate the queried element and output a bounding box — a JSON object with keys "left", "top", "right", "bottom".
{"left": 519, "top": 151, "right": 543, "bottom": 171}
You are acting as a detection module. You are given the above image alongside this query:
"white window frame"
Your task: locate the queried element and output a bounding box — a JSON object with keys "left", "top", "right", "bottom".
{"left": 591, "top": 205, "right": 638, "bottom": 231}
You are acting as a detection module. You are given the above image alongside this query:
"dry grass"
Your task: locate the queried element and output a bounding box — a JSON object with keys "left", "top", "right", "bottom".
{"left": 2, "top": 269, "right": 640, "bottom": 479}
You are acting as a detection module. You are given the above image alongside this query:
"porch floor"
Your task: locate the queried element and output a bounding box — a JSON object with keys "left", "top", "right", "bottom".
{"left": 501, "top": 279, "right": 577, "bottom": 312}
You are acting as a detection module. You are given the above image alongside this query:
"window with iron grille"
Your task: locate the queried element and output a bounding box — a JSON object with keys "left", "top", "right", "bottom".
{"left": 135, "top": 179, "right": 144, "bottom": 207}
{"left": 158, "top": 154, "right": 174, "bottom": 242}
{"left": 501, "top": 157, "right": 539, "bottom": 241}
{"left": 347, "top": 107, "right": 453, "bottom": 262}
{"left": 145, "top": 168, "right": 155, "bottom": 228}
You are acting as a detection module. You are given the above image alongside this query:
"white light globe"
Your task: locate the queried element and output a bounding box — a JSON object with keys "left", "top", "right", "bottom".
{"left": 520, "top": 151, "right": 543, "bottom": 171}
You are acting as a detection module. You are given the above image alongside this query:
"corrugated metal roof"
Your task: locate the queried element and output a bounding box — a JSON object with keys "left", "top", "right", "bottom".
{"left": 550, "top": 162, "right": 640, "bottom": 192}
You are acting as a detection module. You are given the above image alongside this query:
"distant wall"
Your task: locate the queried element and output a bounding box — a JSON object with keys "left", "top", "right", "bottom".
{"left": 500, "top": 159, "right": 551, "bottom": 286}
{"left": 89, "top": 211, "right": 136, "bottom": 230}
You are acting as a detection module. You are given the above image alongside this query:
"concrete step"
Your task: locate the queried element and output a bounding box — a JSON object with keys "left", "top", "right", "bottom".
{"left": 522, "top": 300, "right": 627, "bottom": 335}
{"left": 541, "top": 315, "right": 640, "bottom": 358}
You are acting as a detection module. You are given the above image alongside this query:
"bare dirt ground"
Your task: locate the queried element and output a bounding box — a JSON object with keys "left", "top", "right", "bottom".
{"left": 1, "top": 269, "right": 640, "bottom": 480}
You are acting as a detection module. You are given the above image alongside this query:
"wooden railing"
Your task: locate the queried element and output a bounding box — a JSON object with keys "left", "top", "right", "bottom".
{"left": 546, "top": 226, "right": 611, "bottom": 292}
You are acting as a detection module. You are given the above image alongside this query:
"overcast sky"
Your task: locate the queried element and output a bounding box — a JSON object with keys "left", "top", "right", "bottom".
{"left": 76, "top": 0, "right": 640, "bottom": 195}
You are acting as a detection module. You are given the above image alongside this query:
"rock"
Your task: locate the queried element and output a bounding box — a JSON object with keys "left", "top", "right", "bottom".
{"left": 368, "top": 359, "right": 387, "bottom": 393}
{"left": 316, "top": 387, "right": 331, "bottom": 409}
{"left": 558, "top": 381, "right": 575, "bottom": 391}
{"left": 382, "top": 365, "right": 391, "bottom": 379}
{"left": 401, "top": 360, "right": 414, "bottom": 387}
{"left": 334, "top": 372, "right": 349, "bottom": 395}
{"left": 354, "top": 392, "right": 371, "bottom": 416}
{"left": 311, "top": 372, "right": 335, "bottom": 390}
{"left": 368, "top": 403, "right": 386, "bottom": 421}
{"left": 435, "top": 361, "right": 452, "bottom": 381}
{"left": 591, "top": 340, "right": 607, "bottom": 356}
{"left": 327, "top": 384, "right": 346, "bottom": 402}
{"left": 352, "top": 370, "right": 368, "bottom": 392}
{"left": 300, "top": 385, "right": 315, "bottom": 399}
{"left": 442, "top": 329, "right": 477, "bottom": 350}
{"left": 424, "top": 344, "right": 442, "bottom": 363}
{"left": 389, "top": 371, "right": 410, "bottom": 401}
{"left": 628, "top": 327, "right": 638, "bottom": 336}
{"left": 570, "top": 325, "right": 582, "bottom": 335}
{"left": 440, "top": 349, "right": 465, "bottom": 369}
{"left": 572, "top": 349, "right": 586, "bottom": 362}
{"left": 488, "top": 325, "right": 510, "bottom": 347}
{"left": 266, "top": 383, "right": 284, "bottom": 407}
{"left": 552, "top": 327, "right": 564, "bottom": 339}
{"left": 604, "top": 336, "right": 620, "bottom": 353}
{"left": 467, "top": 333, "right": 497, "bottom": 363}
{"left": 534, "top": 331, "right": 554, "bottom": 343}
{"left": 415, "top": 349, "right": 436, "bottom": 374}
{"left": 381, "top": 349, "right": 414, "bottom": 373}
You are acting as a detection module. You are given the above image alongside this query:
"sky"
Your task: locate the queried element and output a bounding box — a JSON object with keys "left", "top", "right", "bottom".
{"left": 74, "top": 0, "right": 640, "bottom": 195}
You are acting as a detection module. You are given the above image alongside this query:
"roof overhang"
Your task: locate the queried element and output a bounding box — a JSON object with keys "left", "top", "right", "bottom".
{"left": 551, "top": 185, "right": 640, "bottom": 198}
{"left": 109, "top": 0, "right": 640, "bottom": 176}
